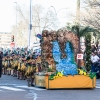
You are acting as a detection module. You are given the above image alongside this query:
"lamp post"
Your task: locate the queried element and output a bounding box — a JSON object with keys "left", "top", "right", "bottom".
{"left": 28, "top": 0, "right": 32, "bottom": 47}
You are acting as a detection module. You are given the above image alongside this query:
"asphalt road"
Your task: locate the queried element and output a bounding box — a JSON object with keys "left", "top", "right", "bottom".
{"left": 0, "top": 75, "right": 100, "bottom": 100}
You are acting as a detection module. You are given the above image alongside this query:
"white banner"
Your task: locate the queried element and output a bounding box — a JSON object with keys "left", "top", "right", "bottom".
{"left": 77, "top": 54, "right": 83, "bottom": 59}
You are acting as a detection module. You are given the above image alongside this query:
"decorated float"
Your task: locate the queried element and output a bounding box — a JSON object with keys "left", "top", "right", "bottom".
{"left": 2, "top": 28, "right": 96, "bottom": 89}
{"left": 35, "top": 29, "right": 96, "bottom": 89}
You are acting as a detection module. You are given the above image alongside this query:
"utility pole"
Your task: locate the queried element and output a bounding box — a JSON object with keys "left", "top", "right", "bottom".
{"left": 28, "top": 0, "right": 32, "bottom": 47}
{"left": 76, "top": 0, "right": 80, "bottom": 25}
{"left": 14, "top": 2, "right": 17, "bottom": 45}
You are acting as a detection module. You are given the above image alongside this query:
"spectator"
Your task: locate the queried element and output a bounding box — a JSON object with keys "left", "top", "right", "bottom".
{"left": 91, "top": 45, "right": 97, "bottom": 52}
{"left": 98, "top": 45, "right": 100, "bottom": 52}
{"left": 97, "top": 51, "right": 100, "bottom": 59}
{"left": 91, "top": 52, "right": 99, "bottom": 72}
{"left": 0, "top": 48, "right": 3, "bottom": 78}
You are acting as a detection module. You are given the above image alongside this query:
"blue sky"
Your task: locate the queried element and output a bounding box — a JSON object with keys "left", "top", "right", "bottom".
{"left": 0, "top": 0, "right": 77, "bottom": 32}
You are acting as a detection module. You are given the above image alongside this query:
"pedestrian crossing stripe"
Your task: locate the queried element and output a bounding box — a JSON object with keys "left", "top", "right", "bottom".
{"left": 0, "top": 85, "right": 46, "bottom": 91}
{"left": 0, "top": 86, "right": 25, "bottom": 91}
{"left": 96, "top": 82, "right": 100, "bottom": 88}
{"left": 16, "top": 85, "right": 46, "bottom": 90}
{"left": 96, "top": 86, "right": 100, "bottom": 88}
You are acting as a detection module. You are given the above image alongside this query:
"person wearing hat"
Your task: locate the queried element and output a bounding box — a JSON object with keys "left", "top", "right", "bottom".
{"left": 0, "top": 48, "right": 3, "bottom": 78}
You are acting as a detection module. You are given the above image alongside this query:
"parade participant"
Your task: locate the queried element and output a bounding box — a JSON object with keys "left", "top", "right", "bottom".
{"left": 12, "top": 54, "right": 18, "bottom": 77}
{"left": 25, "top": 53, "right": 36, "bottom": 86}
{"left": 19, "top": 53, "right": 26, "bottom": 80}
{"left": 91, "top": 52, "right": 99, "bottom": 72}
{"left": 0, "top": 48, "right": 3, "bottom": 78}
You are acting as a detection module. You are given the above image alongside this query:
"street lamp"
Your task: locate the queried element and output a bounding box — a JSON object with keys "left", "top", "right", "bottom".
{"left": 28, "top": 0, "right": 32, "bottom": 47}
{"left": 48, "top": 6, "right": 68, "bottom": 30}
{"left": 48, "top": 6, "right": 68, "bottom": 16}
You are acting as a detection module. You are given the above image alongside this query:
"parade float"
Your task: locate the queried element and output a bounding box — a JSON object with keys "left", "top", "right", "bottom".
{"left": 35, "top": 29, "right": 96, "bottom": 89}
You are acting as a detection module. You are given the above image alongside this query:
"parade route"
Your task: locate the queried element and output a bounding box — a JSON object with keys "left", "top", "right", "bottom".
{"left": 0, "top": 75, "right": 100, "bottom": 100}
{"left": 0, "top": 75, "right": 46, "bottom": 91}
{"left": 0, "top": 75, "right": 100, "bottom": 91}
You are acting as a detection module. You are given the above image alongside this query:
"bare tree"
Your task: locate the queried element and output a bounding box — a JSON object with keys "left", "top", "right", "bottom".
{"left": 79, "top": 0, "right": 100, "bottom": 43}
{"left": 12, "top": 4, "right": 58, "bottom": 47}
{"left": 81, "top": 0, "right": 100, "bottom": 30}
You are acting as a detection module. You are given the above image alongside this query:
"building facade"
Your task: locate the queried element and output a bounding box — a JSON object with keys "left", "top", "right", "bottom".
{"left": 0, "top": 32, "right": 12, "bottom": 48}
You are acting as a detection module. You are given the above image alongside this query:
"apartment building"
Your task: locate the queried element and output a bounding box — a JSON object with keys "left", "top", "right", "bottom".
{"left": 0, "top": 32, "right": 12, "bottom": 48}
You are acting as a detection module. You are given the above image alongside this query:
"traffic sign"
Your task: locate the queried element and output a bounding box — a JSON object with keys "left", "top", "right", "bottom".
{"left": 77, "top": 54, "right": 83, "bottom": 59}
{"left": 10, "top": 42, "right": 15, "bottom": 48}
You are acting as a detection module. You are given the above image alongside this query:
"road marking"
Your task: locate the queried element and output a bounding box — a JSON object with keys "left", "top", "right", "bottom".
{"left": 0, "top": 83, "right": 26, "bottom": 86}
{"left": 25, "top": 90, "right": 38, "bottom": 100}
{"left": 96, "top": 82, "right": 100, "bottom": 89}
{"left": 16, "top": 85, "right": 46, "bottom": 90}
{"left": 33, "top": 92, "right": 38, "bottom": 100}
{"left": 0, "top": 86, "right": 25, "bottom": 91}
{"left": 96, "top": 86, "right": 100, "bottom": 88}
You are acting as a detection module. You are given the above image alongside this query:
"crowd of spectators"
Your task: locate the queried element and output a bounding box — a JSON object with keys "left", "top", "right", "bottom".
{"left": 91, "top": 44, "right": 100, "bottom": 79}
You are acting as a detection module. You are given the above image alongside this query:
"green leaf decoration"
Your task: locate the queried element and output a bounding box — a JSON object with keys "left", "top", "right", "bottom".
{"left": 49, "top": 74, "right": 55, "bottom": 80}
{"left": 88, "top": 72, "right": 96, "bottom": 79}
{"left": 85, "top": 34, "right": 92, "bottom": 71}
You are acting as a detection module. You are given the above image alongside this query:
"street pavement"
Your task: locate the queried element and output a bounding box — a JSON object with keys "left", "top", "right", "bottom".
{"left": 0, "top": 75, "right": 100, "bottom": 100}
{"left": 0, "top": 75, "right": 45, "bottom": 100}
